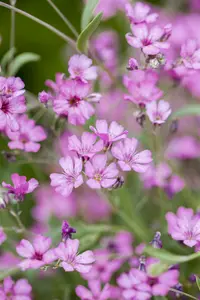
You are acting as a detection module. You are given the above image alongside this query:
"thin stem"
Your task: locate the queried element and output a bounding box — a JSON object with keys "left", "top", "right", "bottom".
{"left": 10, "top": 0, "right": 16, "bottom": 51}
{"left": 46, "top": 0, "right": 78, "bottom": 38}
{"left": 9, "top": 209, "right": 26, "bottom": 233}
{"left": 170, "top": 288, "right": 198, "bottom": 300}
{"left": 0, "top": 2, "right": 78, "bottom": 51}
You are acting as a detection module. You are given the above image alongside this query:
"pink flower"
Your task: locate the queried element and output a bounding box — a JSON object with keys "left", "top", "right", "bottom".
{"left": 16, "top": 235, "right": 57, "bottom": 270}
{"left": 148, "top": 269, "right": 179, "bottom": 296}
{"left": 0, "top": 76, "right": 25, "bottom": 98}
{"left": 50, "top": 156, "right": 83, "bottom": 197}
{"left": 127, "top": 57, "right": 139, "bottom": 70}
{"left": 93, "top": 0, "right": 128, "bottom": 20}
{"left": 53, "top": 80, "right": 95, "bottom": 125}
{"left": 76, "top": 280, "right": 110, "bottom": 300}
{"left": 117, "top": 268, "right": 151, "bottom": 300}
{"left": 125, "top": 2, "right": 158, "bottom": 25}
{"left": 166, "top": 207, "right": 200, "bottom": 247}
{"left": 6, "top": 114, "right": 47, "bottom": 152}
{"left": 146, "top": 100, "right": 171, "bottom": 124}
{"left": 85, "top": 154, "right": 119, "bottom": 189}
{"left": 124, "top": 70, "right": 163, "bottom": 106}
{"left": 112, "top": 138, "right": 152, "bottom": 173}
{"left": 166, "top": 136, "right": 200, "bottom": 160}
{"left": 54, "top": 239, "right": 95, "bottom": 273}
{"left": 0, "top": 95, "right": 26, "bottom": 131}
{"left": 181, "top": 39, "right": 200, "bottom": 69}
{"left": 90, "top": 120, "right": 128, "bottom": 147}
{"left": 2, "top": 173, "right": 39, "bottom": 201}
{"left": 68, "top": 54, "right": 98, "bottom": 83}
{"left": 126, "top": 23, "right": 170, "bottom": 55}
{"left": 38, "top": 91, "right": 51, "bottom": 104}
{"left": 68, "top": 132, "right": 104, "bottom": 160}
{"left": 0, "top": 227, "right": 6, "bottom": 245}
{"left": 0, "top": 276, "right": 32, "bottom": 300}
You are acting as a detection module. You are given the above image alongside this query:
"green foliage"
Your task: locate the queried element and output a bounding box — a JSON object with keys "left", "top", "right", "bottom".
{"left": 8, "top": 52, "right": 40, "bottom": 76}
{"left": 172, "top": 104, "right": 200, "bottom": 118}
{"left": 81, "top": 0, "right": 99, "bottom": 30}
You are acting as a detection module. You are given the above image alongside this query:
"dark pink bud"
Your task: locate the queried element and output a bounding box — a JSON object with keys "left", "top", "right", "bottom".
{"left": 61, "top": 221, "right": 76, "bottom": 241}
{"left": 127, "top": 58, "right": 139, "bottom": 71}
{"left": 38, "top": 91, "right": 51, "bottom": 104}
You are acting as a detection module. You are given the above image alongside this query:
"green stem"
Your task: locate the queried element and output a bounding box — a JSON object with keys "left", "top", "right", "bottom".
{"left": 9, "top": 209, "right": 26, "bottom": 233}
{"left": 170, "top": 288, "right": 198, "bottom": 300}
{"left": 0, "top": 2, "right": 78, "bottom": 51}
{"left": 46, "top": 0, "right": 78, "bottom": 38}
{"left": 9, "top": 0, "right": 16, "bottom": 51}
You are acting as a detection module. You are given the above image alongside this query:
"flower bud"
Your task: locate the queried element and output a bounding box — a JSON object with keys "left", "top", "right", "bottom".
{"left": 139, "top": 255, "right": 146, "bottom": 272}
{"left": 162, "top": 24, "right": 172, "bottom": 42}
{"left": 170, "top": 119, "right": 178, "bottom": 134}
{"left": 61, "top": 221, "right": 76, "bottom": 242}
{"left": 110, "top": 176, "right": 125, "bottom": 190}
{"left": 38, "top": 91, "right": 51, "bottom": 104}
{"left": 150, "top": 231, "right": 162, "bottom": 249}
{"left": 127, "top": 58, "right": 139, "bottom": 71}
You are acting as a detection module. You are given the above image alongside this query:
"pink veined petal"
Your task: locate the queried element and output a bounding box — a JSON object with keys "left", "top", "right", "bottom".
{"left": 61, "top": 262, "right": 74, "bottom": 272}
{"left": 95, "top": 119, "right": 108, "bottom": 134}
{"left": 43, "top": 249, "right": 57, "bottom": 264}
{"left": 13, "top": 279, "right": 32, "bottom": 295}
{"left": 74, "top": 174, "right": 83, "bottom": 188}
{"left": 50, "top": 173, "right": 67, "bottom": 187}
{"left": 143, "top": 45, "right": 160, "bottom": 55}
{"left": 154, "top": 41, "right": 170, "bottom": 49}
{"left": 85, "top": 160, "right": 95, "bottom": 177}
{"left": 86, "top": 178, "right": 101, "bottom": 189}
{"left": 117, "top": 273, "right": 133, "bottom": 289}
{"left": 75, "top": 250, "right": 95, "bottom": 265}
{"left": 16, "top": 240, "right": 35, "bottom": 258}
{"left": 131, "top": 23, "right": 148, "bottom": 39}
{"left": 3, "top": 277, "right": 14, "bottom": 293}
{"left": 91, "top": 154, "right": 108, "bottom": 170}
{"left": 6, "top": 113, "right": 19, "bottom": 131}
{"left": 122, "top": 289, "right": 136, "bottom": 299}
{"left": 149, "top": 26, "right": 164, "bottom": 41}
{"left": 183, "top": 239, "right": 197, "bottom": 247}
{"left": 111, "top": 142, "right": 124, "bottom": 160}
{"left": 59, "top": 156, "right": 73, "bottom": 174}
{"left": 152, "top": 283, "right": 169, "bottom": 296}
{"left": 101, "top": 178, "right": 117, "bottom": 188}
{"left": 118, "top": 161, "right": 132, "bottom": 171}
{"left": 24, "top": 142, "right": 40, "bottom": 153}
{"left": 0, "top": 111, "right": 6, "bottom": 129}
{"left": 126, "top": 34, "right": 143, "bottom": 48}
{"left": 55, "top": 182, "right": 74, "bottom": 197}
{"left": 65, "top": 239, "right": 80, "bottom": 257}
{"left": 74, "top": 157, "right": 83, "bottom": 174}
{"left": 27, "top": 178, "right": 39, "bottom": 193}
{"left": 76, "top": 286, "right": 93, "bottom": 300}
{"left": 103, "top": 162, "right": 119, "bottom": 178}
{"left": 32, "top": 235, "right": 51, "bottom": 254}
{"left": 84, "top": 66, "right": 98, "bottom": 81}
{"left": 68, "top": 135, "right": 81, "bottom": 152}
{"left": 81, "top": 132, "right": 97, "bottom": 147}
{"left": 8, "top": 141, "right": 24, "bottom": 150}
{"left": 11, "top": 173, "right": 26, "bottom": 186}
{"left": 75, "top": 263, "right": 93, "bottom": 273}
{"left": 146, "top": 13, "right": 158, "bottom": 23}
{"left": 158, "top": 270, "right": 179, "bottom": 286}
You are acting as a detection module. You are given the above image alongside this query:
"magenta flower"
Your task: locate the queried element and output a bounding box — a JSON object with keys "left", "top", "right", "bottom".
{"left": 50, "top": 156, "right": 83, "bottom": 197}
{"left": 0, "top": 76, "right": 25, "bottom": 98}
{"left": 124, "top": 70, "right": 163, "bottom": 106}
{"left": 0, "top": 276, "right": 32, "bottom": 300}
{"left": 148, "top": 269, "right": 179, "bottom": 296}
{"left": 7, "top": 114, "right": 47, "bottom": 152}
{"left": 0, "top": 227, "right": 6, "bottom": 246}
{"left": 0, "top": 95, "right": 26, "bottom": 131}
{"left": 53, "top": 80, "right": 95, "bottom": 125}
{"left": 54, "top": 239, "right": 95, "bottom": 273}
{"left": 68, "top": 54, "right": 98, "bottom": 83}
{"left": 166, "top": 207, "right": 200, "bottom": 247}
{"left": 38, "top": 90, "right": 51, "bottom": 104}
{"left": 146, "top": 100, "right": 171, "bottom": 124}
{"left": 76, "top": 280, "right": 110, "bottom": 300}
{"left": 112, "top": 138, "right": 152, "bottom": 173}
{"left": 181, "top": 39, "right": 200, "bottom": 69}
{"left": 126, "top": 23, "right": 170, "bottom": 55}
{"left": 16, "top": 235, "right": 57, "bottom": 270}
{"left": 90, "top": 120, "right": 128, "bottom": 147}
{"left": 117, "top": 268, "right": 151, "bottom": 300}
{"left": 2, "top": 173, "right": 39, "bottom": 201}
{"left": 68, "top": 132, "right": 104, "bottom": 160}
{"left": 85, "top": 154, "right": 119, "bottom": 189}
{"left": 125, "top": 2, "right": 158, "bottom": 25}
{"left": 127, "top": 57, "right": 139, "bottom": 70}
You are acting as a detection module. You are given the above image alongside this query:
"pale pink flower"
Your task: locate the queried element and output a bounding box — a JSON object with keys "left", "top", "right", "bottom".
{"left": 93, "top": 0, "right": 128, "bottom": 20}
{"left": 76, "top": 280, "right": 110, "bottom": 300}
{"left": 68, "top": 132, "right": 104, "bottom": 160}
{"left": 117, "top": 268, "right": 151, "bottom": 300}
{"left": 0, "top": 76, "right": 25, "bottom": 98}
{"left": 53, "top": 80, "right": 95, "bottom": 125}
{"left": 166, "top": 136, "right": 200, "bottom": 160}
{"left": 54, "top": 239, "right": 95, "bottom": 273}
{"left": 38, "top": 91, "right": 51, "bottom": 104}
{"left": 146, "top": 100, "right": 171, "bottom": 124}
{"left": 85, "top": 154, "right": 119, "bottom": 189}
{"left": 0, "top": 276, "right": 32, "bottom": 300}
{"left": 90, "top": 120, "right": 128, "bottom": 147}
{"left": 166, "top": 207, "right": 200, "bottom": 247}
{"left": 112, "top": 138, "right": 152, "bottom": 173}
{"left": 6, "top": 114, "right": 47, "bottom": 152}
{"left": 16, "top": 235, "right": 57, "bottom": 270}
{"left": 126, "top": 23, "right": 170, "bottom": 55}
{"left": 0, "top": 227, "right": 6, "bottom": 245}
{"left": 181, "top": 39, "right": 200, "bottom": 69}
{"left": 124, "top": 70, "right": 163, "bottom": 106}
{"left": 125, "top": 2, "right": 158, "bottom": 25}
{"left": 50, "top": 156, "right": 83, "bottom": 197}
{"left": 2, "top": 173, "right": 39, "bottom": 201}
{"left": 0, "top": 95, "right": 26, "bottom": 131}
{"left": 68, "top": 54, "right": 98, "bottom": 83}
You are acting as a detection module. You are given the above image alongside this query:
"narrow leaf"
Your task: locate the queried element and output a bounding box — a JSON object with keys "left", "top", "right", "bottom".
{"left": 1, "top": 48, "right": 16, "bottom": 74}
{"left": 172, "top": 105, "right": 200, "bottom": 119}
{"left": 81, "top": 0, "right": 99, "bottom": 30}
{"left": 148, "top": 262, "right": 169, "bottom": 277}
{"left": 79, "top": 233, "right": 100, "bottom": 252}
{"left": 77, "top": 12, "right": 103, "bottom": 54}
{"left": 196, "top": 276, "right": 200, "bottom": 291}
{"left": 8, "top": 52, "right": 40, "bottom": 76}
{"left": 144, "top": 246, "right": 200, "bottom": 264}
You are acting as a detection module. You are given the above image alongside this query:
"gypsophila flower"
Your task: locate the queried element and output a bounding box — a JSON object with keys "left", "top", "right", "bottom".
{"left": 38, "top": 90, "right": 51, "bottom": 104}
{"left": 54, "top": 239, "right": 95, "bottom": 273}
{"left": 181, "top": 39, "right": 200, "bottom": 69}
{"left": 125, "top": 2, "right": 158, "bottom": 25}
{"left": 85, "top": 154, "right": 119, "bottom": 189}
{"left": 0, "top": 76, "right": 25, "bottom": 98}
{"left": 0, "top": 276, "right": 32, "bottom": 300}
{"left": 146, "top": 100, "right": 171, "bottom": 124}
{"left": 50, "top": 156, "right": 83, "bottom": 197}
{"left": 76, "top": 280, "right": 110, "bottom": 300}
{"left": 2, "top": 173, "right": 39, "bottom": 201}
{"left": 112, "top": 138, "right": 152, "bottom": 173}
{"left": 16, "top": 235, "right": 57, "bottom": 270}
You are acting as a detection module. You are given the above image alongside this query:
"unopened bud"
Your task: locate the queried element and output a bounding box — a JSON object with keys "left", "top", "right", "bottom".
{"left": 161, "top": 23, "right": 172, "bottom": 42}
{"left": 127, "top": 58, "right": 139, "bottom": 71}
{"left": 139, "top": 256, "right": 146, "bottom": 272}
{"left": 0, "top": 193, "right": 9, "bottom": 209}
{"left": 61, "top": 221, "right": 76, "bottom": 242}
{"left": 136, "top": 113, "right": 146, "bottom": 128}
{"left": 10, "top": 0, "right": 17, "bottom": 5}
{"left": 170, "top": 119, "right": 178, "bottom": 134}
{"left": 38, "top": 91, "right": 51, "bottom": 105}
{"left": 1, "top": 151, "right": 16, "bottom": 162}
{"left": 150, "top": 231, "right": 162, "bottom": 249}
{"left": 110, "top": 176, "right": 125, "bottom": 190}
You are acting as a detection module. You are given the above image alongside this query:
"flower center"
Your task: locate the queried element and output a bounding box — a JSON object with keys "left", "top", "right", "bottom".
{"left": 19, "top": 133, "right": 30, "bottom": 143}
{"left": 33, "top": 252, "right": 43, "bottom": 261}
{"left": 69, "top": 96, "right": 81, "bottom": 107}
{"left": 1, "top": 99, "right": 10, "bottom": 114}
{"left": 94, "top": 174, "right": 102, "bottom": 182}
{"left": 142, "top": 38, "right": 152, "bottom": 46}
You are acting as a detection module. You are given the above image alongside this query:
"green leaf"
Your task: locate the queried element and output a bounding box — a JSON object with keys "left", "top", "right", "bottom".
{"left": 196, "top": 276, "right": 200, "bottom": 291}
{"left": 77, "top": 12, "right": 103, "bottom": 53}
{"left": 172, "top": 105, "right": 200, "bottom": 119}
{"left": 0, "top": 268, "right": 19, "bottom": 281}
{"left": 144, "top": 246, "right": 200, "bottom": 264}
{"left": 8, "top": 52, "right": 40, "bottom": 76}
{"left": 148, "top": 262, "right": 169, "bottom": 277}
{"left": 1, "top": 48, "right": 16, "bottom": 74}
{"left": 79, "top": 233, "right": 100, "bottom": 252}
{"left": 81, "top": 0, "right": 99, "bottom": 30}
